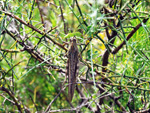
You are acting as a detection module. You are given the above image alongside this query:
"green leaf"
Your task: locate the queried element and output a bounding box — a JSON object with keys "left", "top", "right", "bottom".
{"left": 64, "top": 32, "right": 82, "bottom": 39}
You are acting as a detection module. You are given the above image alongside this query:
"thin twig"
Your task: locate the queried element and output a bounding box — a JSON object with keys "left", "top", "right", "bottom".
{"left": 80, "top": 78, "right": 127, "bottom": 112}
{"left": 47, "top": 99, "right": 90, "bottom": 112}
{"left": 59, "top": 0, "right": 67, "bottom": 34}
{"left": 36, "top": 0, "right": 46, "bottom": 32}
{"left": 2, "top": 11, "right": 67, "bottom": 51}
{"left": 76, "top": 86, "right": 94, "bottom": 112}
{"left": 0, "top": 86, "right": 23, "bottom": 113}
{"left": 112, "top": 18, "right": 149, "bottom": 54}
{"left": 5, "top": 29, "right": 65, "bottom": 73}
{"left": 75, "top": 0, "right": 88, "bottom": 26}
{"left": 45, "top": 79, "right": 67, "bottom": 112}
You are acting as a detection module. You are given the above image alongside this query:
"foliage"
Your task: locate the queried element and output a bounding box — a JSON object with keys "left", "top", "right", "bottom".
{"left": 0, "top": 0, "right": 150, "bottom": 112}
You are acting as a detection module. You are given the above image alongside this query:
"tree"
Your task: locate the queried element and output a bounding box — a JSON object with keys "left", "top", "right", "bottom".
{"left": 0, "top": 0, "right": 150, "bottom": 112}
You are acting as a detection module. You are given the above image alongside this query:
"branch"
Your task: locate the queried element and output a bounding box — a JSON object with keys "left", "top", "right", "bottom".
{"left": 47, "top": 99, "right": 90, "bottom": 113}
{"left": 45, "top": 79, "right": 67, "bottom": 112}
{"left": 75, "top": 0, "right": 88, "bottom": 26}
{"left": 135, "top": 108, "right": 150, "bottom": 113}
{"left": 76, "top": 86, "right": 95, "bottom": 112}
{"left": 5, "top": 29, "right": 65, "bottom": 74}
{"left": 112, "top": 18, "right": 149, "bottom": 54}
{"left": 80, "top": 78, "right": 127, "bottom": 112}
{"left": 59, "top": 0, "right": 67, "bottom": 34}
{"left": 0, "top": 86, "right": 23, "bottom": 113}
{"left": 36, "top": 0, "right": 46, "bottom": 32}
{"left": 2, "top": 11, "right": 67, "bottom": 51}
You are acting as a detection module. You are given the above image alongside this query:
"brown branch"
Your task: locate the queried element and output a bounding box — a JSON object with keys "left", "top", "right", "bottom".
{"left": 76, "top": 86, "right": 95, "bottom": 112}
{"left": 135, "top": 108, "right": 150, "bottom": 113}
{"left": 5, "top": 29, "right": 65, "bottom": 73}
{"left": 80, "top": 78, "right": 127, "bottom": 112}
{"left": 0, "top": 94, "right": 15, "bottom": 104}
{"left": 102, "top": 50, "right": 110, "bottom": 73}
{"left": 45, "top": 79, "right": 67, "bottom": 112}
{"left": 0, "top": 48, "right": 24, "bottom": 53}
{"left": 47, "top": 99, "right": 90, "bottom": 113}
{"left": 36, "top": 0, "right": 46, "bottom": 32}
{"left": 80, "top": 58, "right": 112, "bottom": 83}
{"left": 112, "top": 18, "right": 149, "bottom": 54}
{"left": 59, "top": 0, "right": 67, "bottom": 34}
{"left": 3, "top": 11, "right": 67, "bottom": 51}
{"left": 102, "top": 19, "right": 117, "bottom": 72}
{"left": 0, "top": 86, "right": 23, "bottom": 113}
